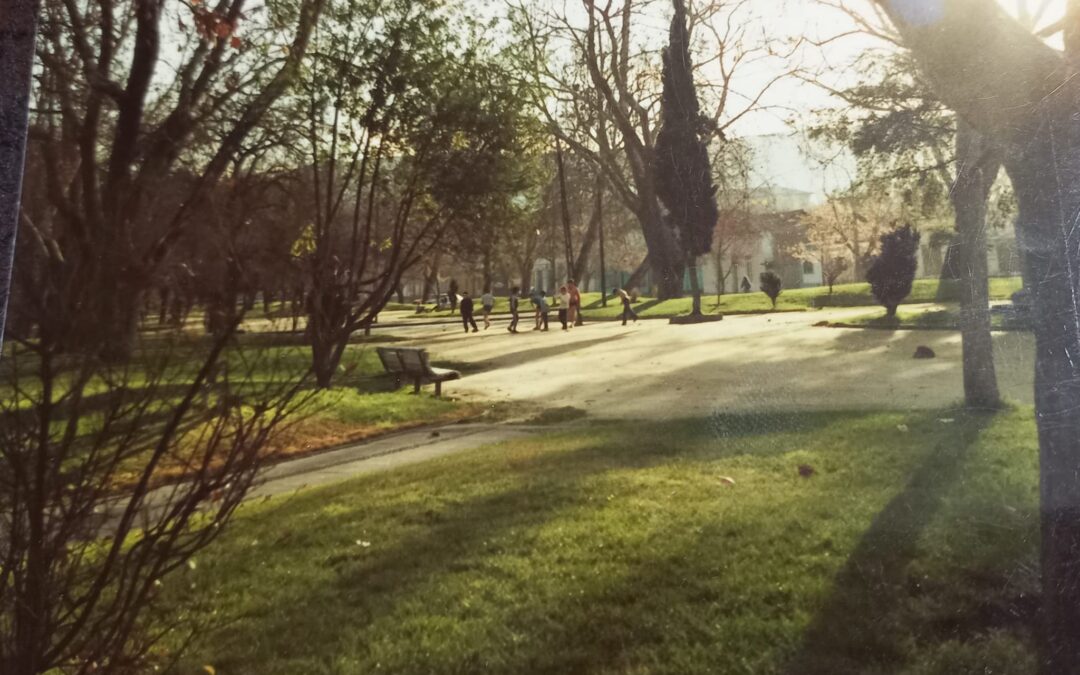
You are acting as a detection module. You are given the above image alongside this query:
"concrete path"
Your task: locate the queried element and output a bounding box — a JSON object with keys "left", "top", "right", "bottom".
{"left": 383, "top": 306, "right": 1035, "bottom": 418}
{"left": 225, "top": 305, "right": 1033, "bottom": 501}
{"left": 248, "top": 423, "right": 543, "bottom": 500}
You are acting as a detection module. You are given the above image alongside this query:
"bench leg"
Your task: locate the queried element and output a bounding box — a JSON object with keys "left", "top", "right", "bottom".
{"left": 435, "top": 381, "right": 442, "bottom": 397}
{"left": 413, "top": 377, "right": 421, "bottom": 394}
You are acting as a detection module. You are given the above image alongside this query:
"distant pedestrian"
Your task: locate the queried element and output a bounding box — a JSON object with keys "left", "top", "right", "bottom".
{"left": 558, "top": 285, "right": 571, "bottom": 330}
{"left": 567, "top": 279, "right": 582, "bottom": 326}
{"left": 614, "top": 287, "right": 638, "bottom": 326}
{"left": 508, "top": 286, "right": 521, "bottom": 333}
{"left": 460, "top": 291, "right": 479, "bottom": 333}
{"left": 530, "top": 287, "right": 544, "bottom": 330}
{"left": 537, "top": 291, "right": 550, "bottom": 331}
{"left": 740, "top": 275, "right": 752, "bottom": 293}
{"left": 481, "top": 288, "right": 495, "bottom": 329}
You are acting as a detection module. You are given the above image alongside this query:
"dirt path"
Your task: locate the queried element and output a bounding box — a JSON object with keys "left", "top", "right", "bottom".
{"left": 385, "top": 307, "right": 1034, "bottom": 418}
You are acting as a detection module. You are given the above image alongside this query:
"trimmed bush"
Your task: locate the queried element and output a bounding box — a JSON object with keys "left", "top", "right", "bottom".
{"left": 866, "top": 224, "right": 921, "bottom": 317}
{"left": 760, "top": 271, "right": 783, "bottom": 309}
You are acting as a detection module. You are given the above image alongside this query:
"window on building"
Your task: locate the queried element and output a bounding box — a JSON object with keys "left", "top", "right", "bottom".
{"left": 803, "top": 261, "right": 815, "bottom": 275}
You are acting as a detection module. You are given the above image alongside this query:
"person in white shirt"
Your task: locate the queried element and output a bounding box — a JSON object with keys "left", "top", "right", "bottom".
{"left": 481, "top": 289, "right": 495, "bottom": 329}
{"left": 558, "top": 285, "right": 571, "bottom": 330}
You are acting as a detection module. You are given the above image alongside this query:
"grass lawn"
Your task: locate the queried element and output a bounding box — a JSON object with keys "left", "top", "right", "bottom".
{"left": 168, "top": 407, "right": 1039, "bottom": 674}
{"left": 405, "top": 277, "right": 1023, "bottom": 321}
{"left": 831, "top": 305, "right": 1031, "bottom": 332}
{"left": 2, "top": 332, "right": 484, "bottom": 484}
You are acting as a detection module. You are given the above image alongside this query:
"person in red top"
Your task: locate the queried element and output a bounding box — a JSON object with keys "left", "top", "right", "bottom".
{"left": 567, "top": 279, "right": 582, "bottom": 326}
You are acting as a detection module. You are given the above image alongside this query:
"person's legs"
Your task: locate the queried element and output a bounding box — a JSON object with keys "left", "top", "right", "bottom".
{"left": 483, "top": 308, "right": 491, "bottom": 329}
{"left": 469, "top": 315, "right": 479, "bottom": 332}
{"left": 508, "top": 312, "right": 517, "bottom": 332}
{"left": 559, "top": 309, "right": 568, "bottom": 330}
{"left": 462, "top": 314, "right": 470, "bottom": 333}
{"left": 541, "top": 312, "right": 549, "bottom": 330}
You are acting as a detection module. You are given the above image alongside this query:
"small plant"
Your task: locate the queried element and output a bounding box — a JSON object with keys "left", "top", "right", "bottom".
{"left": 866, "top": 224, "right": 921, "bottom": 317}
{"left": 822, "top": 257, "right": 850, "bottom": 295}
{"left": 759, "top": 271, "right": 783, "bottom": 309}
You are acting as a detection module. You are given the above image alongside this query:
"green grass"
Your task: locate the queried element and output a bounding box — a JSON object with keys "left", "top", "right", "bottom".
{"left": 406, "top": 277, "right": 1024, "bottom": 322}
{"left": 835, "top": 305, "right": 1031, "bottom": 332}
{"left": 2, "top": 333, "right": 482, "bottom": 472}
{"left": 168, "top": 407, "right": 1039, "bottom": 674}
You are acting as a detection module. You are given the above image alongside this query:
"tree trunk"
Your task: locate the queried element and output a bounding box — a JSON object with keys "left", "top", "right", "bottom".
{"left": 90, "top": 268, "right": 143, "bottom": 362}
{"left": 0, "top": 0, "right": 39, "bottom": 357}
{"left": 572, "top": 174, "right": 604, "bottom": 283}
{"left": 866, "top": 5, "right": 1080, "bottom": 665}
{"left": 935, "top": 241, "right": 963, "bottom": 302}
{"left": 422, "top": 253, "right": 440, "bottom": 303}
{"left": 715, "top": 250, "right": 725, "bottom": 302}
{"left": 688, "top": 255, "right": 702, "bottom": 316}
{"left": 1007, "top": 122, "right": 1080, "bottom": 674}
{"left": 637, "top": 186, "right": 684, "bottom": 298}
{"left": 951, "top": 121, "right": 1001, "bottom": 410}
{"left": 482, "top": 252, "right": 493, "bottom": 293}
{"left": 623, "top": 254, "right": 651, "bottom": 294}
{"left": 158, "top": 286, "right": 170, "bottom": 325}
{"left": 306, "top": 281, "right": 349, "bottom": 389}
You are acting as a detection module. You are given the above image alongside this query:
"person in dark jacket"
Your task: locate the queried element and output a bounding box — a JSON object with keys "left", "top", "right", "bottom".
{"left": 460, "top": 291, "right": 479, "bottom": 333}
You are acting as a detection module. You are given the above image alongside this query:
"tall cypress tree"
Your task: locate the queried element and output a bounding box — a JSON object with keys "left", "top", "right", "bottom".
{"left": 653, "top": 0, "right": 718, "bottom": 316}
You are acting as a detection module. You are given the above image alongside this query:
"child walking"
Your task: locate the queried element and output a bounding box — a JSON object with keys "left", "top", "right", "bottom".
{"left": 507, "top": 286, "right": 521, "bottom": 333}
{"left": 481, "top": 288, "right": 495, "bottom": 329}
{"left": 614, "top": 287, "right": 637, "bottom": 326}
{"left": 558, "top": 285, "right": 571, "bottom": 330}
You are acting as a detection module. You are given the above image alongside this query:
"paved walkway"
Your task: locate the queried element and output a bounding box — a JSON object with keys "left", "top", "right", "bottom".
{"left": 384, "top": 305, "right": 1035, "bottom": 418}
{"left": 249, "top": 423, "right": 544, "bottom": 499}
{"left": 232, "top": 305, "right": 1034, "bottom": 501}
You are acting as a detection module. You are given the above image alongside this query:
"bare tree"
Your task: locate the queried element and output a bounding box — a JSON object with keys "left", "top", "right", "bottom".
{"left": 0, "top": 327, "right": 311, "bottom": 673}
{"left": 293, "top": 0, "right": 524, "bottom": 387}
{"left": 18, "top": 0, "right": 325, "bottom": 362}
{"left": 508, "top": 0, "right": 799, "bottom": 299}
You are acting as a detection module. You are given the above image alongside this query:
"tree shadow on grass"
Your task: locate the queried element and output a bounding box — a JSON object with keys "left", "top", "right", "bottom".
{"left": 782, "top": 411, "right": 1036, "bottom": 675}
{"left": 194, "top": 412, "right": 845, "bottom": 673}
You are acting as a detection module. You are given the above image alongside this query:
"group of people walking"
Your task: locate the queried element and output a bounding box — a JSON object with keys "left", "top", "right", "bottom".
{"left": 456, "top": 280, "right": 638, "bottom": 334}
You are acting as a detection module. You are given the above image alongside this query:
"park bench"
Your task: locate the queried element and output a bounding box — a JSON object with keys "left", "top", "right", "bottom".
{"left": 376, "top": 346, "right": 460, "bottom": 397}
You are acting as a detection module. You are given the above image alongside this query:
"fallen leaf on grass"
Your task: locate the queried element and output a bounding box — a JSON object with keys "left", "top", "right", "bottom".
{"left": 798, "top": 464, "right": 815, "bottom": 478}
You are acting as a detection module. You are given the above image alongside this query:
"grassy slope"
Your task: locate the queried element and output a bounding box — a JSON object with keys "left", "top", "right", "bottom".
{"left": 406, "top": 277, "right": 1023, "bottom": 321}
{"left": 171, "top": 408, "right": 1039, "bottom": 675}
{"left": 2, "top": 334, "right": 482, "bottom": 479}
{"left": 837, "top": 306, "right": 1030, "bottom": 332}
